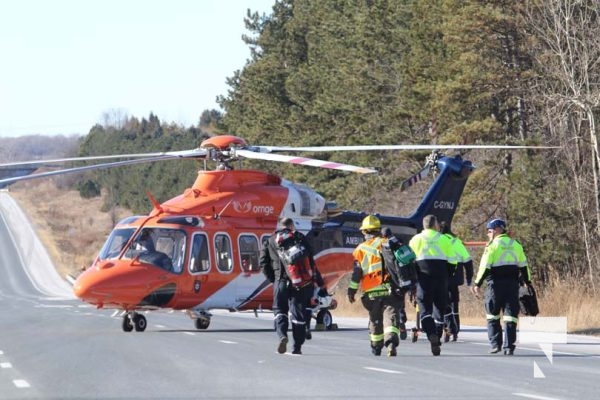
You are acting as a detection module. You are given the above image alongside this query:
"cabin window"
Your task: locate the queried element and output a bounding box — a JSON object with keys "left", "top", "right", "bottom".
{"left": 214, "top": 233, "right": 233, "bottom": 272}
{"left": 239, "top": 234, "right": 260, "bottom": 273}
{"left": 189, "top": 233, "right": 210, "bottom": 273}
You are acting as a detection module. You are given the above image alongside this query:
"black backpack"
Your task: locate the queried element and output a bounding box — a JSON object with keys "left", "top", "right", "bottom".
{"left": 519, "top": 284, "right": 540, "bottom": 316}
{"left": 380, "top": 237, "right": 417, "bottom": 290}
{"left": 275, "top": 230, "right": 313, "bottom": 288}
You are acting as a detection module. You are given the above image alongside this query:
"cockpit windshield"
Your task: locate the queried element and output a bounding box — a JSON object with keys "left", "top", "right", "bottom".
{"left": 98, "top": 227, "right": 187, "bottom": 273}
{"left": 98, "top": 228, "right": 135, "bottom": 260}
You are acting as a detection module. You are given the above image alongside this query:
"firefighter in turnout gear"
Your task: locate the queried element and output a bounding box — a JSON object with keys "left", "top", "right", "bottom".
{"left": 408, "top": 215, "right": 457, "bottom": 356}
{"left": 260, "top": 217, "right": 320, "bottom": 355}
{"left": 471, "top": 218, "right": 531, "bottom": 355}
{"left": 348, "top": 215, "right": 402, "bottom": 357}
{"left": 440, "top": 221, "right": 474, "bottom": 342}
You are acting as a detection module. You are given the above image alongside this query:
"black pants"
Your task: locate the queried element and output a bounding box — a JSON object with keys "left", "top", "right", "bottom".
{"left": 416, "top": 272, "right": 448, "bottom": 339}
{"left": 444, "top": 284, "right": 460, "bottom": 335}
{"left": 273, "top": 279, "right": 313, "bottom": 349}
{"left": 484, "top": 279, "right": 519, "bottom": 350}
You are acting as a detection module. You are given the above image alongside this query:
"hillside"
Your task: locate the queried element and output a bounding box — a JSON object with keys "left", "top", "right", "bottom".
{"left": 9, "top": 180, "right": 129, "bottom": 279}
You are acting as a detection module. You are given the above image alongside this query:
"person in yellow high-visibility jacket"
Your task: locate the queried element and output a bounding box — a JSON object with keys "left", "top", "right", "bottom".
{"left": 348, "top": 215, "right": 402, "bottom": 357}
{"left": 471, "top": 218, "right": 532, "bottom": 355}
{"left": 409, "top": 214, "right": 457, "bottom": 356}
{"left": 440, "top": 221, "right": 474, "bottom": 342}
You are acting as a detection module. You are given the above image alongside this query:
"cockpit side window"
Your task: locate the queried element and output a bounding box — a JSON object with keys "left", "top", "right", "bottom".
{"left": 239, "top": 234, "right": 260, "bottom": 273}
{"left": 189, "top": 233, "right": 210, "bottom": 273}
{"left": 214, "top": 233, "right": 233, "bottom": 273}
{"left": 123, "top": 227, "right": 186, "bottom": 273}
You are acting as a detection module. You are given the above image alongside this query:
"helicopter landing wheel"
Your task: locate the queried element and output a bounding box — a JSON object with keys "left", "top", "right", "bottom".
{"left": 122, "top": 315, "right": 134, "bottom": 332}
{"left": 195, "top": 317, "right": 210, "bottom": 330}
{"left": 133, "top": 313, "right": 147, "bottom": 332}
{"left": 316, "top": 310, "right": 333, "bottom": 330}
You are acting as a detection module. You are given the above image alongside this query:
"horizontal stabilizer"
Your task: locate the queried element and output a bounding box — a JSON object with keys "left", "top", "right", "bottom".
{"left": 400, "top": 165, "right": 430, "bottom": 191}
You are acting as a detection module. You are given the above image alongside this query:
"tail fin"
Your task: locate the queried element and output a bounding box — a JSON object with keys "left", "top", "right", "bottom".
{"left": 407, "top": 154, "right": 474, "bottom": 229}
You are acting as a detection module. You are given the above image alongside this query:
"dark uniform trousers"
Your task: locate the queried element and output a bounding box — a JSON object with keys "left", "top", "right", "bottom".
{"left": 444, "top": 283, "right": 460, "bottom": 335}
{"left": 484, "top": 278, "right": 519, "bottom": 351}
{"left": 273, "top": 279, "right": 313, "bottom": 348}
{"left": 361, "top": 293, "right": 402, "bottom": 351}
{"left": 417, "top": 272, "right": 448, "bottom": 339}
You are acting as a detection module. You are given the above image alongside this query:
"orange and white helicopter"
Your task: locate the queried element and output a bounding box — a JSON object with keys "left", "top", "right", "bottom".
{"left": 0, "top": 135, "right": 553, "bottom": 332}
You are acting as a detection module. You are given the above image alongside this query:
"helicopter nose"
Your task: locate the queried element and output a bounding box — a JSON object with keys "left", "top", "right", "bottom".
{"left": 73, "top": 261, "right": 176, "bottom": 307}
{"left": 73, "top": 266, "right": 111, "bottom": 305}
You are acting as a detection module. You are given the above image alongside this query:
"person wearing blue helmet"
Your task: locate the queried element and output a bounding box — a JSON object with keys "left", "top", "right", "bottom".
{"left": 471, "top": 218, "right": 532, "bottom": 355}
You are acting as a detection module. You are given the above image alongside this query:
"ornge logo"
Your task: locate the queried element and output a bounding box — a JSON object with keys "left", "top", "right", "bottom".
{"left": 232, "top": 201, "right": 275, "bottom": 216}
{"left": 233, "top": 201, "right": 252, "bottom": 214}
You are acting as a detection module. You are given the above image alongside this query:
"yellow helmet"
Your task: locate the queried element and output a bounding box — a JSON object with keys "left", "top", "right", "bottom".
{"left": 360, "top": 215, "right": 381, "bottom": 231}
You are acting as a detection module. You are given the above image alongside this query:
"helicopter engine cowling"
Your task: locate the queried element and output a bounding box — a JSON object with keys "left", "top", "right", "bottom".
{"left": 281, "top": 180, "right": 326, "bottom": 218}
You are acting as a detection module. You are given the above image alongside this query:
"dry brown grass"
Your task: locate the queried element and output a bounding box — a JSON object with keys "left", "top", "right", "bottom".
{"left": 10, "top": 180, "right": 129, "bottom": 279}
{"left": 9, "top": 181, "right": 600, "bottom": 336}
{"left": 332, "top": 276, "right": 600, "bottom": 336}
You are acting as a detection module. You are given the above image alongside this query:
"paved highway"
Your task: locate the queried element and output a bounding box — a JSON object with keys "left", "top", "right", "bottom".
{"left": 1, "top": 192, "right": 599, "bottom": 399}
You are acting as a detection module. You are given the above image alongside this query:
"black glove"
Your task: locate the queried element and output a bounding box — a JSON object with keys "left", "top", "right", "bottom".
{"left": 317, "top": 287, "right": 328, "bottom": 297}
{"left": 347, "top": 292, "right": 355, "bottom": 304}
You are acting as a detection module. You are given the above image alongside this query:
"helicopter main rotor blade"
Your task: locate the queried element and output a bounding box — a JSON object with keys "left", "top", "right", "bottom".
{"left": 235, "top": 149, "right": 377, "bottom": 174}
{"left": 249, "top": 144, "right": 559, "bottom": 153}
{"left": 0, "top": 151, "right": 205, "bottom": 186}
{"left": 0, "top": 148, "right": 207, "bottom": 168}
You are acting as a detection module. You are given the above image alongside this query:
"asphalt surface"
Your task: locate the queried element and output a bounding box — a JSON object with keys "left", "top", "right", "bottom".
{"left": 1, "top": 191, "right": 600, "bottom": 400}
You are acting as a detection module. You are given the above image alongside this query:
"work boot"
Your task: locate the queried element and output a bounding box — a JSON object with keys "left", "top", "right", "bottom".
{"left": 371, "top": 347, "right": 382, "bottom": 356}
{"left": 387, "top": 344, "right": 397, "bottom": 357}
{"left": 399, "top": 323, "right": 407, "bottom": 340}
{"left": 411, "top": 327, "right": 419, "bottom": 343}
{"left": 504, "top": 348, "right": 514, "bottom": 356}
{"left": 489, "top": 346, "right": 502, "bottom": 354}
{"left": 292, "top": 346, "right": 302, "bottom": 355}
{"left": 452, "top": 334, "right": 458, "bottom": 342}
{"left": 305, "top": 330, "right": 312, "bottom": 340}
{"left": 443, "top": 328, "right": 451, "bottom": 343}
{"left": 277, "top": 336, "right": 288, "bottom": 354}
{"left": 428, "top": 334, "right": 441, "bottom": 356}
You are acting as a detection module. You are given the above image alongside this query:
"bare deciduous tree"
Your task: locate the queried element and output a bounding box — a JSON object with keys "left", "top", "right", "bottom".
{"left": 525, "top": 0, "right": 600, "bottom": 290}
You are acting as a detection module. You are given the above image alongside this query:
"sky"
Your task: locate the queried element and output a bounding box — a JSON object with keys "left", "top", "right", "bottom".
{"left": 0, "top": 0, "right": 274, "bottom": 138}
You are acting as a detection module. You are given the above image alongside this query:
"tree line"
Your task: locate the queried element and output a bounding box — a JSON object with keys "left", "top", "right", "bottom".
{"left": 216, "top": 0, "right": 599, "bottom": 291}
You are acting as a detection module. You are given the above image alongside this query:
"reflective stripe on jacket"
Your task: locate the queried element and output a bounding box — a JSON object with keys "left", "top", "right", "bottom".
{"left": 408, "top": 229, "right": 456, "bottom": 275}
{"left": 475, "top": 234, "right": 530, "bottom": 284}
{"left": 352, "top": 236, "right": 389, "bottom": 293}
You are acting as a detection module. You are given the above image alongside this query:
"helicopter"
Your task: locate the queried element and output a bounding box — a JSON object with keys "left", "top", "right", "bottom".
{"left": 0, "top": 134, "right": 555, "bottom": 332}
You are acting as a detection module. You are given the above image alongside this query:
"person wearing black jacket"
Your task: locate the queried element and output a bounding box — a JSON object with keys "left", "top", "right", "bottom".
{"left": 260, "top": 217, "right": 324, "bottom": 355}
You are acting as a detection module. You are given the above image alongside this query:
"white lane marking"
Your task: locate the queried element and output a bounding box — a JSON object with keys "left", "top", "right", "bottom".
{"left": 219, "top": 340, "right": 237, "bottom": 344}
{"left": 35, "top": 304, "right": 73, "bottom": 308}
{"left": 13, "top": 380, "right": 31, "bottom": 388}
{"left": 473, "top": 342, "right": 581, "bottom": 356}
{"left": 364, "top": 367, "right": 404, "bottom": 374}
{"left": 0, "top": 350, "right": 3, "bottom": 354}
{"left": 155, "top": 325, "right": 166, "bottom": 329}
{"left": 513, "top": 393, "right": 562, "bottom": 400}
{"left": 183, "top": 332, "right": 195, "bottom": 336}
{"left": 1, "top": 362, "right": 13, "bottom": 368}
